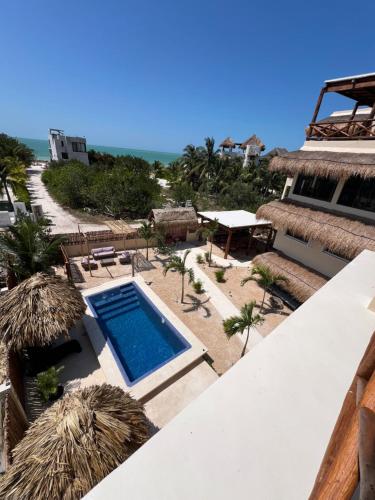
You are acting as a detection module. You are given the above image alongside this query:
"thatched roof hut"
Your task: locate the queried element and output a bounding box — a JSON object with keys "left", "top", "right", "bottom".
{"left": 253, "top": 252, "right": 328, "bottom": 303}
{"left": 240, "top": 134, "right": 265, "bottom": 151}
{"left": 0, "top": 384, "right": 149, "bottom": 499}
{"left": 257, "top": 200, "right": 375, "bottom": 260}
{"left": 149, "top": 208, "right": 198, "bottom": 241}
{"left": 219, "top": 137, "right": 236, "bottom": 148}
{"left": 268, "top": 150, "right": 375, "bottom": 180}
{"left": 0, "top": 273, "right": 86, "bottom": 351}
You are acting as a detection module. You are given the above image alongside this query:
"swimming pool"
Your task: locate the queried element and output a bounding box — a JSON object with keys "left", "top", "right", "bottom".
{"left": 86, "top": 282, "right": 191, "bottom": 385}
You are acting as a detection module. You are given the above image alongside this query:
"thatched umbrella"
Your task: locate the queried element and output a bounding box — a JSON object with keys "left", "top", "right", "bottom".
{"left": 0, "top": 384, "right": 150, "bottom": 499}
{"left": 0, "top": 273, "right": 86, "bottom": 350}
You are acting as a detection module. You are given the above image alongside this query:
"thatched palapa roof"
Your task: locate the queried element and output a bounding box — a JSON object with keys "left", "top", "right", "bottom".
{"left": 269, "top": 150, "right": 375, "bottom": 180}
{"left": 240, "top": 134, "right": 265, "bottom": 151}
{"left": 220, "top": 137, "right": 236, "bottom": 148}
{"left": 253, "top": 251, "right": 328, "bottom": 303}
{"left": 0, "top": 273, "right": 86, "bottom": 350}
{"left": 149, "top": 207, "right": 198, "bottom": 229}
{"left": 256, "top": 200, "right": 375, "bottom": 260}
{"left": 0, "top": 384, "right": 149, "bottom": 499}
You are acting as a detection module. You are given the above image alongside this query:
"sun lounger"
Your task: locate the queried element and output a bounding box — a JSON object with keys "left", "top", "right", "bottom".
{"left": 119, "top": 251, "right": 132, "bottom": 264}
{"left": 81, "top": 257, "right": 98, "bottom": 270}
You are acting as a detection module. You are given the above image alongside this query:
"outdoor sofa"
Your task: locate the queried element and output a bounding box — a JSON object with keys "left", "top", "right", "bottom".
{"left": 91, "top": 246, "right": 115, "bottom": 260}
{"left": 81, "top": 257, "right": 98, "bottom": 270}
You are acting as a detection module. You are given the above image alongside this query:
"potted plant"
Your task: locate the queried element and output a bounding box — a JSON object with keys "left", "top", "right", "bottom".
{"left": 36, "top": 366, "right": 64, "bottom": 402}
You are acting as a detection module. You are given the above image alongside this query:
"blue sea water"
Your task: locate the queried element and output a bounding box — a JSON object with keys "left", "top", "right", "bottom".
{"left": 88, "top": 282, "right": 190, "bottom": 384}
{"left": 19, "top": 137, "right": 180, "bottom": 165}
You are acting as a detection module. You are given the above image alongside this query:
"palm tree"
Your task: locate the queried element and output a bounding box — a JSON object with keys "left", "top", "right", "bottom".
{"left": 223, "top": 301, "right": 264, "bottom": 357}
{"left": 163, "top": 249, "right": 194, "bottom": 303}
{"left": 200, "top": 217, "right": 219, "bottom": 266}
{"left": 0, "top": 157, "right": 28, "bottom": 206}
{"left": 241, "top": 264, "right": 288, "bottom": 312}
{"left": 138, "top": 221, "right": 154, "bottom": 260}
{"left": 0, "top": 214, "right": 63, "bottom": 284}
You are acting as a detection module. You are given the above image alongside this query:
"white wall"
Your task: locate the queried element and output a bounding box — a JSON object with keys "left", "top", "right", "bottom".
{"left": 49, "top": 133, "right": 89, "bottom": 165}
{"left": 86, "top": 251, "right": 375, "bottom": 500}
{"left": 273, "top": 230, "right": 348, "bottom": 277}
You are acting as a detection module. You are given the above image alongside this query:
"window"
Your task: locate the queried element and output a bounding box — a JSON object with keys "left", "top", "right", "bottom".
{"left": 293, "top": 174, "right": 338, "bottom": 202}
{"left": 61, "top": 140, "right": 64, "bottom": 147}
{"left": 61, "top": 152, "right": 69, "bottom": 160}
{"left": 285, "top": 229, "right": 309, "bottom": 244}
{"left": 337, "top": 176, "right": 375, "bottom": 213}
{"left": 322, "top": 247, "right": 349, "bottom": 262}
{"left": 72, "top": 142, "right": 86, "bottom": 153}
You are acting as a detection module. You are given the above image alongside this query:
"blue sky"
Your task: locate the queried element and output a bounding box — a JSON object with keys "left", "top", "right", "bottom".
{"left": 1, "top": 0, "right": 375, "bottom": 153}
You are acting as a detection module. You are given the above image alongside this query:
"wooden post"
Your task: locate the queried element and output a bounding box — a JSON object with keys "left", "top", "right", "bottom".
{"left": 359, "top": 407, "right": 375, "bottom": 500}
{"left": 224, "top": 229, "right": 232, "bottom": 259}
{"left": 247, "top": 227, "right": 256, "bottom": 255}
{"left": 311, "top": 87, "right": 327, "bottom": 123}
{"left": 86, "top": 236, "right": 92, "bottom": 277}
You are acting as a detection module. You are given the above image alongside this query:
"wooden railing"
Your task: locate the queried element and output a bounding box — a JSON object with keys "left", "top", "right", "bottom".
{"left": 306, "top": 118, "right": 375, "bottom": 140}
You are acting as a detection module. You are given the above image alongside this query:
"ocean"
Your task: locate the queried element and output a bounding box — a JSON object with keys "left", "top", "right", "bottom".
{"left": 19, "top": 137, "right": 181, "bottom": 165}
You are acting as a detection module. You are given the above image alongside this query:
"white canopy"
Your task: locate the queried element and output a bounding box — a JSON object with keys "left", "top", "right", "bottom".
{"left": 198, "top": 210, "right": 270, "bottom": 229}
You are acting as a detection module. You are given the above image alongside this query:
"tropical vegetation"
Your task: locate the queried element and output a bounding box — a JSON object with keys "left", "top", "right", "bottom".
{"left": 138, "top": 221, "right": 154, "bottom": 260}
{"left": 0, "top": 133, "right": 34, "bottom": 206}
{"left": 199, "top": 217, "right": 219, "bottom": 266}
{"left": 241, "top": 264, "right": 288, "bottom": 312}
{"left": 36, "top": 366, "right": 63, "bottom": 402}
{"left": 42, "top": 155, "right": 162, "bottom": 218}
{"left": 163, "top": 249, "right": 194, "bottom": 303}
{"left": 0, "top": 214, "right": 63, "bottom": 285}
{"left": 223, "top": 301, "right": 264, "bottom": 357}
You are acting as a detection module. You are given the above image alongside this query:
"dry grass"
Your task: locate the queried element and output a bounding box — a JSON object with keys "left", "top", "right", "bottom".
{"left": 0, "top": 273, "right": 86, "bottom": 351}
{"left": 257, "top": 200, "right": 375, "bottom": 260}
{"left": 0, "top": 384, "right": 149, "bottom": 500}
{"left": 269, "top": 150, "right": 375, "bottom": 179}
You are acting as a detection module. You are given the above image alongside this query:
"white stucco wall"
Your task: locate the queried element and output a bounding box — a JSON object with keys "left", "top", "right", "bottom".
{"left": 273, "top": 230, "right": 348, "bottom": 277}
{"left": 86, "top": 250, "right": 375, "bottom": 500}
{"left": 49, "top": 132, "right": 89, "bottom": 165}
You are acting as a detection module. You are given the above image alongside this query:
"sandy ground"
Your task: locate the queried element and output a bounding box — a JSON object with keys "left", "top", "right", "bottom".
{"left": 59, "top": 249, "right": 244, "bottom": 375}
{"left": 196, "top": 250, "right": 291, "bottom": 337}
{"left": 26, "top": 163, "right": 106, "bottom": 234}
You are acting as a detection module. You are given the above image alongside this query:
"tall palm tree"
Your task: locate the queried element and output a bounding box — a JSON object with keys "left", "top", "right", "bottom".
{"left": 163, "top": 249, "right": 194, "bottom": 303}
{"left": 0, "top": 215, "right": 63, "bottom": 284}
{"left": 223, "top": 301, "right": 264, "bottom": 357}
{"left": 199, "top": 218, "right": 219, "bottom": 266}
{"left": 138, "top": 221, "right": 154, "bottom": 260}
{"left": 0, "top": 157, "right": 28, "bottom": 206}
{"left": 241, "top": 264, "right": 288, "bottom": 312}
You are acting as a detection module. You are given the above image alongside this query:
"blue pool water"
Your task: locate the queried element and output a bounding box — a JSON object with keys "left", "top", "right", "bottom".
{"left": 87, "top": 283, "right": 190, "bottom": 385}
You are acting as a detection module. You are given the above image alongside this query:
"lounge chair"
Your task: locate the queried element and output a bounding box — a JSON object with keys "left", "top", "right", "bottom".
{"left": 22, "top": 340, "right": 82, "bottom": 376}
{"left": 81, "top": 257, "right": 98, "bottom": 270}
{"left": 119, "top": 251, "right": 131, "bottom": 264}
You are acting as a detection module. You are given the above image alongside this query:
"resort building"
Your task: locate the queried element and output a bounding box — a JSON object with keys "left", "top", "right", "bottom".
{"left": 255, "top": 72, "right": 375, "bottom": 304}
{"left": 48, "top": 128, "right": 89, "bottom": 165}
{"left": 219, "top": 134, "right": 265, "bottom": 166}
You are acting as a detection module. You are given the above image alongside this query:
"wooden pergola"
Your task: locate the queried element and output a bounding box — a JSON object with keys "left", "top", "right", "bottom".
{"left": 198, "top": 210, "right": 273, "bottom": 259}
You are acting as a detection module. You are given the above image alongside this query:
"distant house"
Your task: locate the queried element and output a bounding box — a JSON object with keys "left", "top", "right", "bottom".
{"left": 219, "top": 134, "right": 265, "bottom": 166}
{"left": 48, "top": 129, "right": 89, "bottom": 165}
{"left": 149, "top": 207, "right": 199, "bottom": 241}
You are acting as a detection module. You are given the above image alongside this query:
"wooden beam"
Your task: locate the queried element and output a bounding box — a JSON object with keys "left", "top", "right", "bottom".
{"left": 359, "top": 407, "right": 375, "bottom": 500}
{"left": 224, "top": 229, "right": 233, "bottom": 259}
{"left": 311, "top": 87, "right": 327, "bottom": 123}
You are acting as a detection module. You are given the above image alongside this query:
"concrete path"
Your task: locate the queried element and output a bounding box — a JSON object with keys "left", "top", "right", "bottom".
{"left": 26, "top": 163, "right": 106, "bottom": 234}
{"left": 176, "top": 246, "right": 263, "bottom": 350}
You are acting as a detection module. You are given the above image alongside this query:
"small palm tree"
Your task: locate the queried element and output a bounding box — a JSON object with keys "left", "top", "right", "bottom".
{"left": 0, "top": 157, "right": 28, "bottom": 206}
{"left": 0, "top": 214, "right": 63, "bottom": 284}
{"left": 163, "top": 249, "right": 194, "bottom": 303}
{"left": 223, "top": 301, "right": 264, "bottom": 357}
{"left": 241, "top": 264, "right": 288, "bottom": 312}
{"left": 200, "top": 218, "right": 219, "bottom": 266}
{"left": 138, "top": 221, "right": 154, "bottom": 260}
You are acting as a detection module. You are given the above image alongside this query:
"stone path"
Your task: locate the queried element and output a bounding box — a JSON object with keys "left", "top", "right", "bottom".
{"left": 26, "top": 163, "right": 106, "bottom": 234}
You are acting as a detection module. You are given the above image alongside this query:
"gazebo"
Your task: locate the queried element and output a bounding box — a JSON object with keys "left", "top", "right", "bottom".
{"left": 198, "top": 210, "right": 273, "bottom": 259}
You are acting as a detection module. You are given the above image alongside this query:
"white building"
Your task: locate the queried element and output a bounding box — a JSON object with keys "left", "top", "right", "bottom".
{"left": 254, "top": 73, "right": 375, "bottom": 304}
{"left": 48, "top": 128, "right": 89, "bottom": 165}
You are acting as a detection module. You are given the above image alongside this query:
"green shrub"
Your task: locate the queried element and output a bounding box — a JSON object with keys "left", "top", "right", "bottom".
{"left": 193, "top": 279, "right": 204, "bottom": 294}
{"left": 196, "top": 254, "right": 204, "bottom": 264}
{"left": 204, "top": 251, "right": 210, "bottom": 263}
{"left": 36, "top": 366, "right": 63, "bottom": 402}
{"left": 215, "top": 269, "right": 226, "bottom": 283}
